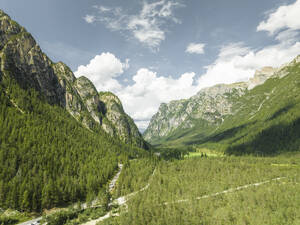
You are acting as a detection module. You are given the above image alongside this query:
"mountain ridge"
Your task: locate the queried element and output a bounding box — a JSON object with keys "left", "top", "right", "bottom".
{"left": 0, "top": 9, "right": 151, "bottom": 213}
{"left": 0, "top": 9, "right": 148, "bottom": 148}
{"left": 143, "top": 56, "right": 299, "bottom": 148}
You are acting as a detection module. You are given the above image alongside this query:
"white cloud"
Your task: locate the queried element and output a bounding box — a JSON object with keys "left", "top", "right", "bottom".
{"left": 197, "top": 0, "right": 300, "bottom": 90}
{"left": 74, "top": 37, "right": 300, "bottom": 131}
{"left": 75, "top": 56, "right": 200, "bottom": 130}
{"left": 74, "top": 52, "right": 129, "bottom": 93}
{"left": 257, "top": 0, "right": 300, "bottom": 34}
{"left": 94, "top": 5, "right": 111, "bottom": 12}
{"left": 218, "top": 42, "right": 250, "bottom": 58}
{"left": 78, "top": 1, "right": 300, "bottom": 131}
{"left": 197, "top": 41, "right": 300, "bottom": 90}
{"left": 275, "top": 29, "right": 300, "bottom": 43}
{"left": 85, "top": 0, "right": 183, "bottom": 49}
{"left": 83, "top": 15, "right": 96, "bottom": 24}
{"left": 116, "top": 69, "right": 199, "bottom": 124}
{"left": 186, "top": 43, "right": 205, "bottom": 54}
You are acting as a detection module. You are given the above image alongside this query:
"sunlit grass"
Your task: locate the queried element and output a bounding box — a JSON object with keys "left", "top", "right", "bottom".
{"left": 185, "top": 148, "right": 224, "bottom": 158}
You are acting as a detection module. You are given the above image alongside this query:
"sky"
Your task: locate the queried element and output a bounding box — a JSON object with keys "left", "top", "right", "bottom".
{"left": 1, "top": 0, "right": 300, "bottom": 131}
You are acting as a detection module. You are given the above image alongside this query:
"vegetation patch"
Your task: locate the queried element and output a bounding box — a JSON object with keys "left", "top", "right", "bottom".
{"left": 0, "top": 78, "right": 147, "bottom": 212}
{"left": 185, "top": 148, "right": 224, "bottom": 158}
{"left": 0, "top": 209, "right": 35, "bottom": 224}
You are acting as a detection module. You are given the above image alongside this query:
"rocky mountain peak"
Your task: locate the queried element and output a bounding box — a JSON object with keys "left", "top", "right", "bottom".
{"left": 75, "top": 76, "right": 98, "bottom": 98}
{"left": 53, "top": 62, "right": 76, "bottom": 83}
{"left": 99, "top": 91, "right": 147, "bottom": 148}
{"left": 99, "top": 91, "right": 123, "bottom": 108}
{"left": 288, "top": 54, "right": 300, "bottom": 66}
{"left": 248, "top": 66, "right": 277, "bottom": 90}
{"left": 196, "top": 82, "right": 248, "bottom": 98}
{"left": 156, "top": 103, "right": 168, "bottom": 113}
{"left": 0, "top": 9, "right": 6, "bottom": 16}
{"left": 144, "top": 81, "right": 252, "bottom": 141}
{"left": 296, "top": 55, "right": 300, "bottom": 63}
{"left": 0, "top": 10, "right": 148, "bottom": 149}
{"left": 255, "top": 66, "right": 277, "bottom": 75}
{"left": 0, "top": 11, "right": 28, "bottom": 53}
{"left": 0, "top": 13, "right": 65, "bottom": 105}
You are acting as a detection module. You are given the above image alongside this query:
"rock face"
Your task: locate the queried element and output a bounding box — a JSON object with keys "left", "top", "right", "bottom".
{"left": 248, "top": 67, "right": 277, "bottom": 89}
{"left": 71, "top": 76, "right": 146, "bottom": 147}
{"left": 73, "top": 76, "right": 102, "bottom": 124}
{"left": 99, "top": 92, "right": 146, "bottom": 147}
{"left": 0, "top": 10, "right": 147, "bottom": 148}
{"left": 143, "top": 82, "right": 248, "bottom": 142}
{"left": 143, "top": 66, "right": 281, "bottom": 143}
{"left": 0, "top": 10, "right": 65, "bottom": 105}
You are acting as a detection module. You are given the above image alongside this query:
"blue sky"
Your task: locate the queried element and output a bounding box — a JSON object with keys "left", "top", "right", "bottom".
{"left": 1, "top": 0, "right": 300, "bottom": 131}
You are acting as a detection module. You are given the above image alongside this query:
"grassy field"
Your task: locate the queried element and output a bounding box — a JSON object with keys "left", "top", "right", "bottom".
{"left": 185, "top": 148, "right": 224, "bottom": 158}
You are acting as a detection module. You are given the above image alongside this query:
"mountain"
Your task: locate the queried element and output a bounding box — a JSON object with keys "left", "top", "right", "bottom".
{"left": 99, "top": 91, "right": 145, "bottom": 147}
{"left": 0, "top": 9, "right": 149, "bottom": 212}
{"left": 143, "top": 82, "right": 248, "bottom": 144}
{"left": 0, "top": 10, "right": 65, "bottom": 105}
{"left": 144, "top": 55, "right": 300, "bottom": 155}
{"left": 0, "top": 9, "right": 147, "bottom": 148}
{"left": 143, "top": 66, "right": 278, "bottom": 144}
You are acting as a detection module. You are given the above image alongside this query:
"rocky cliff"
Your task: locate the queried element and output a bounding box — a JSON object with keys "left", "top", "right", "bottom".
{"left": 143, "top": 82, "right": 248, "bottom": 142}
{"left": 99, "top": 92, "right": 146, "bottom": 147}
{"left": 0, "top": 10, "right": 65, "bottom": 105}
{"left": 0, "top": 9, "right": 147, "bottom": 148}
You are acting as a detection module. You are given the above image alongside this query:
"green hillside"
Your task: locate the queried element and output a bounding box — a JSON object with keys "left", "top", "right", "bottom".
{"left": 0, "top": 9, "right": 149, "bottom": 213}
{"left": 147, "top": 56, "right": 300, "bottom": 156}
{"left": 0, "top": 77, "right": 147, "bottom": 212}
{"left": 198, "top": 57, "right": 300, "bottom": 155}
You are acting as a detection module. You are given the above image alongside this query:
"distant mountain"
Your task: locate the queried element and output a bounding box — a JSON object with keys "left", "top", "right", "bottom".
{"left": 144, "top": 65, "right": 279, "bottom": 144}
{"left": 144, "top": 55, "right": 300, "bottom": 155}
{"left": 0, "top": 9, "right": 147, "bottom": 149}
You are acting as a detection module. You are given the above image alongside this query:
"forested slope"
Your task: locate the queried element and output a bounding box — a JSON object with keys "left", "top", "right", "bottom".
{"left": 0, "top": 9, "right": 149, "bottom": 212}
{"left": 0, "top": 77, "right": 147, "bottom": 212}
{"left": 207, "top": 56, "right": 300, "bottom": 155}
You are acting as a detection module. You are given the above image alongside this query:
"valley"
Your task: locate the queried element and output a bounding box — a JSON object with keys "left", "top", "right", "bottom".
{"left": 1, "top": 2, "right": 300, "bottom": 225}
{"left": 2, "top": 154, "right": 300, "bottom": 225}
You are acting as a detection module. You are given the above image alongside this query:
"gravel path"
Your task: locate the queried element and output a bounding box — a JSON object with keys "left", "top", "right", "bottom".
{"left": 164, "top": 177, "right": 286, "bottom": 205}
{"left": 109, "top": 164, "right": 123, "bottom": 192}
{"left": 82, "top": 168, "right": 157, "bottom": 225}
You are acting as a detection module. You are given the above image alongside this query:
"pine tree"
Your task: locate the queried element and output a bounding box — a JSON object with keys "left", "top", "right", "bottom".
{"left": 21, "top": 190, "right": 31, "bottom": 211}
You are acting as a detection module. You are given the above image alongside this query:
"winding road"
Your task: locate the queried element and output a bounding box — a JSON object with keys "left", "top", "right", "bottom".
{"left": 18, "top": 217, "right": 42, "bottom": 225}
{"left": 109, "top": 164, "right": 123, "bottom": 192}
{"left": 82, "top": 168, "right": 157, "bottom": 225}
{"left": 164, "top": 177, "right": 286, "bottom": 205}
